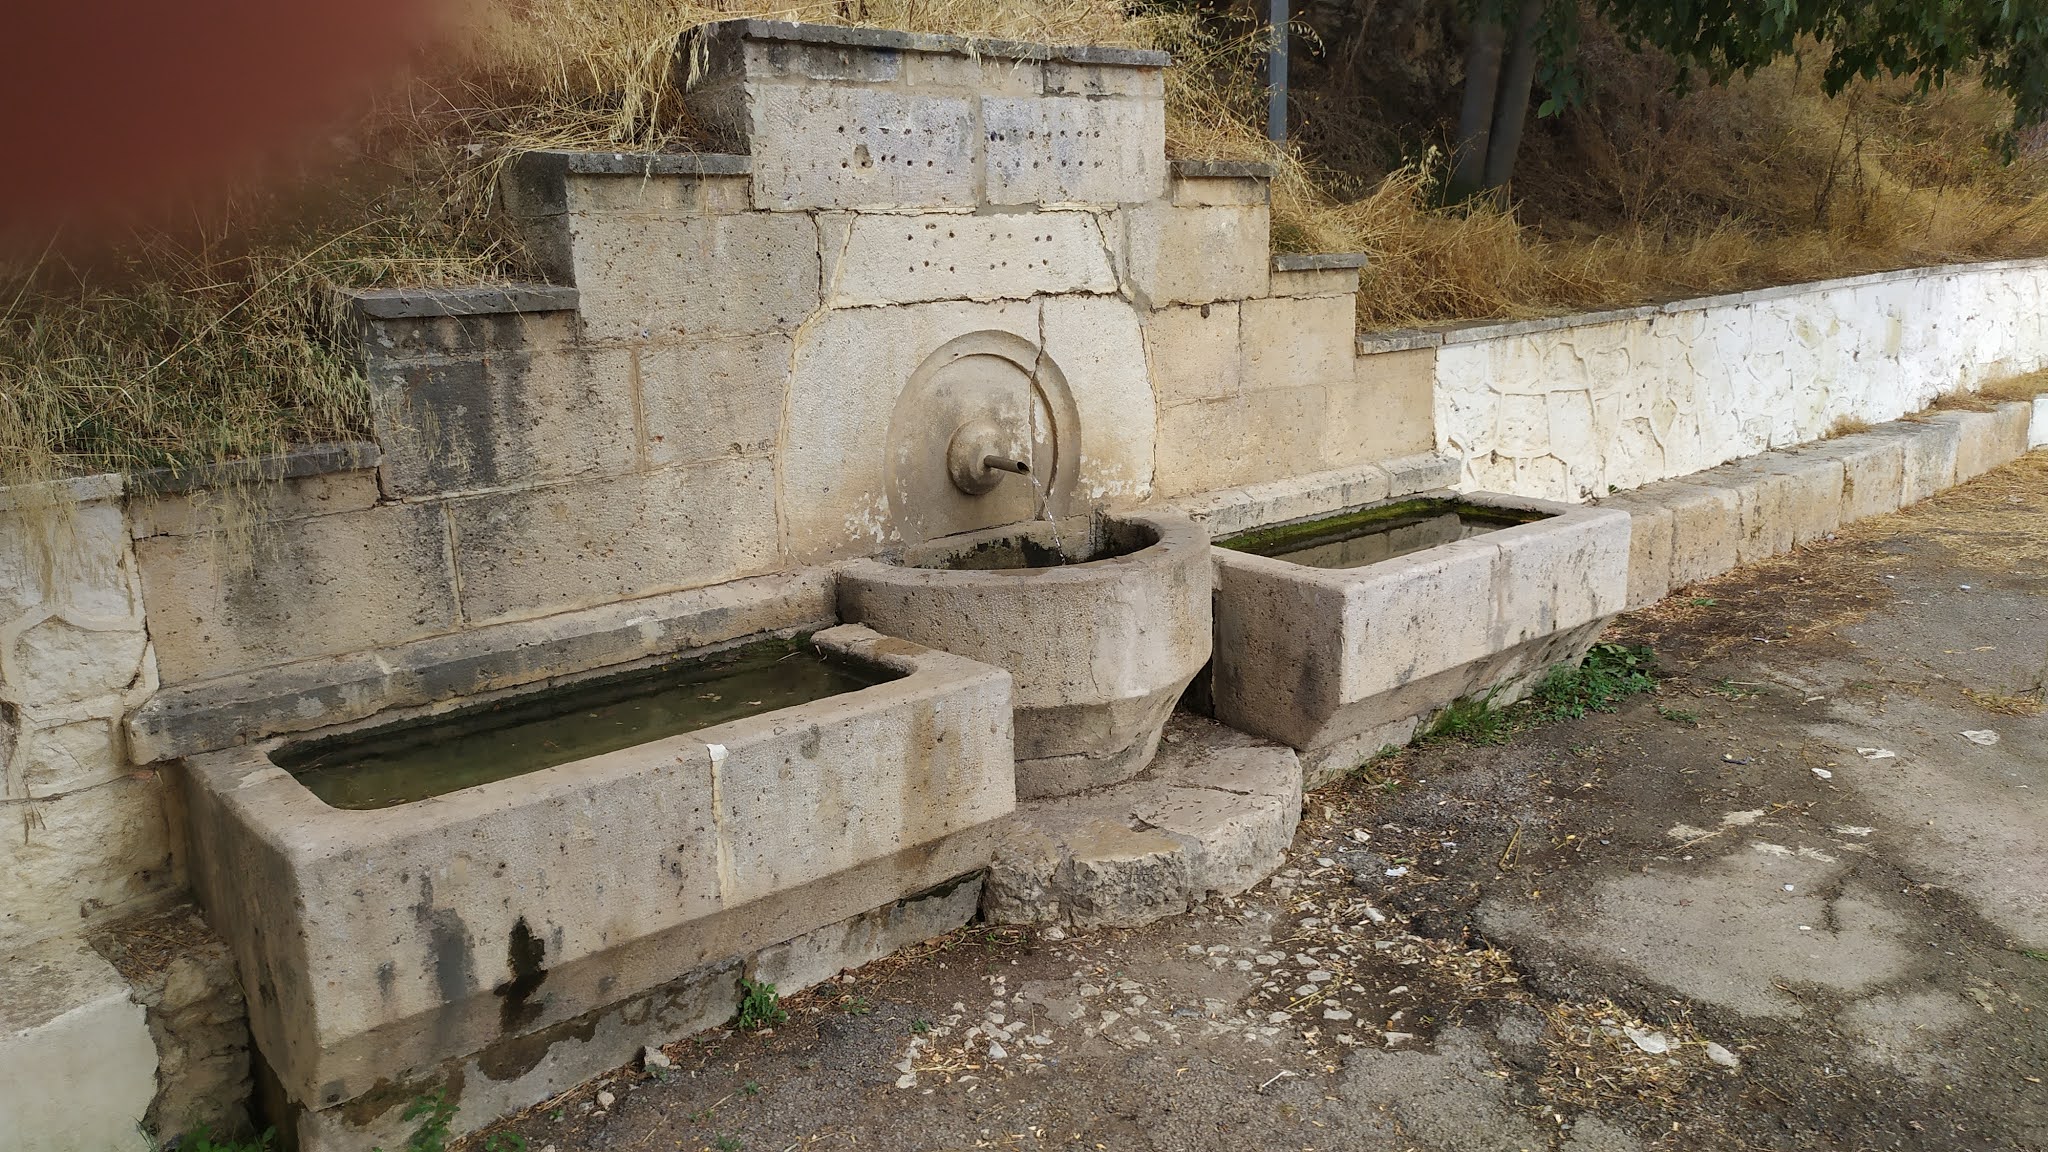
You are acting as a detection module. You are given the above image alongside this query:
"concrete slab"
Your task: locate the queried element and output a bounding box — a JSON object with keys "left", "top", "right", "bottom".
{"left": 1, "top": 934, "right": 157, "bottom": 1152}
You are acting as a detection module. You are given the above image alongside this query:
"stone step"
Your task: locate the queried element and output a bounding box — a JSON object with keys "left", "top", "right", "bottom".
{"left": 982, "top": 714, "right": 1301, "bottom": 929}
{"left": 1, "top": 933, "right": 159, "bottom": 1152}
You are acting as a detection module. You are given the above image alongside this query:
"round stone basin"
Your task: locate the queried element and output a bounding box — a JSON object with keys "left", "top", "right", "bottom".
{"left": 838, "top": 512, "right": 1212, "bottom": 799}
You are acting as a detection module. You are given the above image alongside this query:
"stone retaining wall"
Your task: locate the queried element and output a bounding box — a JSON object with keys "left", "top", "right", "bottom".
{"left": 1358, "top": 259, "right": 2048, "bottom": 502}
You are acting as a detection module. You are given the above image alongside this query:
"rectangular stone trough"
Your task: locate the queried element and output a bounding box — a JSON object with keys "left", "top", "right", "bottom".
{"left": 178, "top": 624, "right": 1012, "bottom": 1141}
{"left": 1209, "top": 493, "right": 1631, "bottom": 786}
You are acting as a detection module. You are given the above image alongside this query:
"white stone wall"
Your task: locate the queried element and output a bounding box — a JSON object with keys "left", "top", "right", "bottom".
{"left": 0, "top": 477, "right": 172, "bottom": 948}
{"left": 1424, "top": 259, "right": 2048, "bottom": 501}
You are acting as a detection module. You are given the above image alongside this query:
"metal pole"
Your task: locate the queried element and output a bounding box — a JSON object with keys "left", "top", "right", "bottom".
{"left": 1266, "top": 0, "right": 1288, "bottom": 142}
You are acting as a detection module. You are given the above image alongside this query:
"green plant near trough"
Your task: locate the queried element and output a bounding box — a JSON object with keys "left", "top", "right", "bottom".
{"left": 737, "top": 977, "right": 787, "bottom": 1030}
{"left": 1530, "top": 643, "right": 1657, "bottom": 721}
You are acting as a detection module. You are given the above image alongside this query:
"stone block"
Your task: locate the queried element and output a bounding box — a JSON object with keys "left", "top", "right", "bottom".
{"left": 1167, "top": 173, "right": 1268, "bottom": 209}
{"left": 826, "top": 210, "right": 1116, "bottom": 306}
{"left": 446, "top": 457, "right": 781, "bottom": 625}
{"left": 356, "top": 307, "right": 578, "bottom": 370}
{"left": 1710, "top": 453, "right": 1845, "bottom": 563}
{"left": 982, "top": 93, "right": 1166, "bottom": 206}
{"left": 179, "top": 626, "right": 1012, "bottom": 1110}
{"left": 566, "top": 207, "right": 820, "bottom": 342}
{"left": 1593, "top": 493, "right": 1675, "bottom": 610}
{"left": 368, "top": 344, "right": 638, "bottom": 497}
{"left": 135, "top": 501, "right": 459, "bottom": 684}
{"left": 1144, "top": 302, "right": 1240, "bottom": 405}
{"left": 1041, "top": 295, "right": 1157, "bottom": 503}
{"left": 1795, "top": 433, "right": 1906, "bottom": 523}
{"left": 6, "top": 615, "right": 149, "bottom": 707}
{"left": 1241, "top": 294, "right": 1356, "bottom": 393}
{"left": 2033, "top": 396, "right": 2048, "bottom": 448}
{"left": 1883, "top": 418, "right": 1961, "bottom": 505}
{"left": 1153, "top": 387, "right": 1325, "bottom": 497}
{"left": 640, "top": 334, "right": 789, "bottom": 466}
{"left": 1926, "top": 403, "right": 2032, "bottom": 481}
{"left": 1384, "top": 452, "right": 1462, "bottom": 496}
{"left": 745, "top": 84, "right": 978, "bottom": 210}
{"left": 0, "top": 776, "right": 175, "bottom": 947}
{"left": 13, "top": 716, "right": 128, "bottom": 798}
{"left": 1123, "top": 201, "right": 1270, "bottom": 306}
{"left": 1326, "top": 346, "right": 1436, "bottom": 468}
{"left": 0, "top": 934, "right": 158, "bottom": 1152}
{"left": 129, "top": 469, "right": 381, "bottom": 539}
{"left": 0, "top": 492, "right": 138, "bottom": 622}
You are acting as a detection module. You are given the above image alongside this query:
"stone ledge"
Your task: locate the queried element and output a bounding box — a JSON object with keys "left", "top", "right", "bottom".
{"left": 1170, "top": 158, "right": 1276, "bottom": 181}
{"left": 982, "top": 713, "right": 1302, "bottom": 929}
{"left": 531, "top": 149, "right": 752, "bottom": 177}
{"left": 126, "top": 442, "right": 381, "bottom": 496}
{"left": 692, "top": 18, "right": 1170, "bottom": 68}
{"left": 1357, "top": 329, "right": 1446, "bottom": 355}
{"left": 0, "top": 472, "right": 124, "bottom": 512}
{"left": 1273, "top": 252, "right": 1370, "bottom": 272}
{"left": 126, "top": 568, "right": 836, "bottom": 761}
{"left": 342, "top": 284, "right": 580, "bottom": 319}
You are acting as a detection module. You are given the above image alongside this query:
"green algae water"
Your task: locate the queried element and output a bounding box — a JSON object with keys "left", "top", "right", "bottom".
{"left": 1217, "top": 498, "right": 1547, "bottom": 570}
{"left": 272, "top": 637, "right": 899, "bottom": 811}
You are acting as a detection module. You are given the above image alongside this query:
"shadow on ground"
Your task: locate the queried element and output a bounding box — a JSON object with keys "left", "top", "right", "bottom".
{"left": 479, "top": 454, "right": 2048, "bottom": 1152}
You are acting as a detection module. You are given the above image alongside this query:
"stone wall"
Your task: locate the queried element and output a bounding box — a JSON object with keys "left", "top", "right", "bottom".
{"left": 127, "top": 22, "right": 1404, "bottom": 694}
{"left": 1362, "top": 258, "right": 2048, "bottom": 501}
{"left": 1, "top": 476, "right": 174, "bottom": 948}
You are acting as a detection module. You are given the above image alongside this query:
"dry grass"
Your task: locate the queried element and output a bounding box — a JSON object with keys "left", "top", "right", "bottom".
{"left": 1982, "top": 367, "right": 2048, "bottom": 402}
{"left": 6, "top": 2, "right": 2048, "bottom": 486}
{"left": 1535, "top": 999, "right": 1716, "bottom": 1110}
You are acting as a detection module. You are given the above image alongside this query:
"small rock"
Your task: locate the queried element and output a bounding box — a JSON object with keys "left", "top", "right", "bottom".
{"left": 1323, "top": 1008, "right": 1353, "bottom": 1021}
{"left": 1962, "top": 729, "right": 2001, "bottom": 746}
{"left": 1624, "top": 1027, "right": 1670, "bottom": 1055}
{"left": 1811, "top": 767, "right": 1833, "bottom": 780}
{"left": 596, "top": 1090, "right": 616, "bottom": 1109}
{"left": 1042, "top": 925, "right": 1067, "bottom": 941}
{"left": 642, "top": 1047, "right": 673, "bottom": 1072}
{"left": 988, "top": 1040, "right": 1008, "bottom": 1060}
{"left": 1383, "top": 1031, "right": 1416, "bottom": 1046}
{"left": 1705, "top": 1042, "right": 1741, "bottom": 1069}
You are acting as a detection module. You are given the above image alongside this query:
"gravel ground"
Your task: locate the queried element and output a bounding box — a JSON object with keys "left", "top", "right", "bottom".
{"left": 476, "top": 452, "right": 2048, "bottom": 1152}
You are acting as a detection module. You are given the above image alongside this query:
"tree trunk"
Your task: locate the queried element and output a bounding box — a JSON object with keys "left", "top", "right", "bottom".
{"left": 1446, "top": 3, "right": 1506, "bottom": 204}
{"left": 1482, "top": 0, "right": 1545, "bottom": 191}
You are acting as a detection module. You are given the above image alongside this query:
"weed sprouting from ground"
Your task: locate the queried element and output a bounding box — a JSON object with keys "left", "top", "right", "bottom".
{"left": 1424, "top": 643, "right": 1659, "bottom": 747}
{"left": 736, "top": 977, "right": 788, "bottom": 1031}
{"left": 1528, "top": 643, "right": 1658, "bottom": 722}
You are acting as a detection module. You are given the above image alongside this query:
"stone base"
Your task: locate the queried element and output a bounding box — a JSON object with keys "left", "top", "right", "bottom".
{"left": 982, "top": 714, "right": 1302, "bottom": 928}
{"left": 1, "top": 933, "right": 159, "bottom": 1152}
{"left": 293, "top": 877, "right": 981, "bottom": 1152}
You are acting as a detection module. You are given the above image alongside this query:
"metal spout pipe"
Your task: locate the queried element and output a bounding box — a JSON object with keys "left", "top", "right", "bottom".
{"left": 982, "top": 455, "right": 1030, "bottom": 476}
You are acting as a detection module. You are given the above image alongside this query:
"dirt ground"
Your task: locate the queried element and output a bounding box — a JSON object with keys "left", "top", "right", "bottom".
{"left": 478, "top": 454, "right": 2048, "bottom": 1152}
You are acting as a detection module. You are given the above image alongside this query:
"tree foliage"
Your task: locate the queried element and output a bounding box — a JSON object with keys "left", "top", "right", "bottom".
{"left": 1579, "top": 1, "right": 2048, "bottom": 136}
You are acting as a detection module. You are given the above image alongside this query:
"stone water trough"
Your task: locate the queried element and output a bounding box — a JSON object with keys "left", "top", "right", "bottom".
{"left": 178, "top": 624, "right": 1012, "bottom": 1133}
{"left": 1208, "top": 492, "right": 1631, "bottom": 784}
{"left": 840, "top": 511, "right": 1211, "bottom": 799}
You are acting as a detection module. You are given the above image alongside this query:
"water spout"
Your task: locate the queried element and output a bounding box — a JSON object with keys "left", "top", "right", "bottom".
{"left": 982, "top": 455, "right": 1030, "bottom": 476}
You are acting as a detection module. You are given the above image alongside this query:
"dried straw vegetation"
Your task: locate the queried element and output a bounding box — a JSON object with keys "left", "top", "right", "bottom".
{"left": 3, "top": 1, "right": 2047, "bottom": 485}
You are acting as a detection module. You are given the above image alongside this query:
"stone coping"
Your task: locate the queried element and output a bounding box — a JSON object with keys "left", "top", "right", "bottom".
{"left": 521, "top": 149, "right": 752, "bottom": 177}
{"left": 1169, "top": 158, "right": 1277, "bottom": 181}
{"left": 342, "top": 284, "right": 580, "bottom": 320}
{"left": 126, "top": 442, "right": 381, "bottom": 496}
{"left": 1354, "top": 254, "right": 2048, "bottom": 353}
{"left": 0, "top": 472, "right": 124, "bottom": 512}
{"left": 1273, "top": 252, "right": 1370, "bottom": 272}
{"left": 693, "top": 17, "right": 1171, "bottom": 68}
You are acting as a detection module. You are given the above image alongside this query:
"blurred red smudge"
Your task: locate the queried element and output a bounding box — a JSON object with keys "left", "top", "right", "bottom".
{"left": 1, "top": 0, "right": 436, "bottom": 230}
